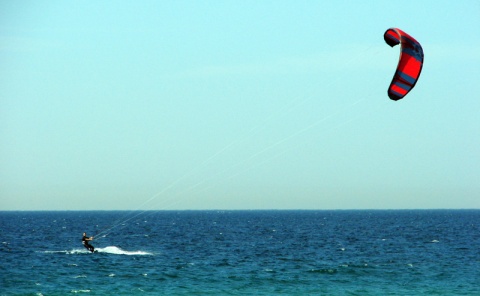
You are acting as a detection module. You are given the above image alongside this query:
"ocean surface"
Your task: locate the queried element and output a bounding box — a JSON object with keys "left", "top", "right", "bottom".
{"left": 1, "top": 210, "right": 479, "bottom": 295}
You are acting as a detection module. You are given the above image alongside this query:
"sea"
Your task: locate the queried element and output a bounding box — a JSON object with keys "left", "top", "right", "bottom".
{"left": 1, "top": 210, "right": 479, "bottom": 295}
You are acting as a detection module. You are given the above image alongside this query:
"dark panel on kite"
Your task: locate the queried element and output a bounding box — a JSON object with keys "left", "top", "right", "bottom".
{"left": 384, "top": 28, "right": 424, "bottom": 101}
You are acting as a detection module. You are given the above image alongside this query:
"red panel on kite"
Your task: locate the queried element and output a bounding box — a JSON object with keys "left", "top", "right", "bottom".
{"left": 384, "top": 28, "right": 424, "bottom": 101}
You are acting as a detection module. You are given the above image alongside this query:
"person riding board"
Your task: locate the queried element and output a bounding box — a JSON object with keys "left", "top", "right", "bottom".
{"left": 82, "top": 232, "right": 95, "bottom": 252}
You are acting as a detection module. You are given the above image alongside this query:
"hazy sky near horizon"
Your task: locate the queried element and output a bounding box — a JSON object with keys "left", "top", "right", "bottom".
{"left": 1, "top": 1, "right": 479, "bottom": 210}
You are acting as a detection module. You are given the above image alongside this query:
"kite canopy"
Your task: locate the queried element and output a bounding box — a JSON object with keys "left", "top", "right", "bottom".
{"left": 384, "top": 28, "right": 424, "bottom": 101}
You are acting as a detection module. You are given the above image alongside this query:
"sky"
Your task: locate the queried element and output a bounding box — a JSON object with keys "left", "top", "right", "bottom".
{"left": 1, "top": 1, "right": 479, "bottom": 210}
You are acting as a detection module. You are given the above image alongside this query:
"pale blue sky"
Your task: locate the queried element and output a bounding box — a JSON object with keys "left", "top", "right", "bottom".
{"left": 1, "top": 1, "right": 479, "bottom": 210}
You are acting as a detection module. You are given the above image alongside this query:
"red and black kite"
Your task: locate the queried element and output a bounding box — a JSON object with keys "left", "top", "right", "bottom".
{"left": 384, "top": 28, "right": 424, "bottom": 101}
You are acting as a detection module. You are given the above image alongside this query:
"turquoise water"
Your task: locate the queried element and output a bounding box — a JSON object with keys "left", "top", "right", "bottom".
{"left": 1, "top": 210, "right": 479, "bottom": 295}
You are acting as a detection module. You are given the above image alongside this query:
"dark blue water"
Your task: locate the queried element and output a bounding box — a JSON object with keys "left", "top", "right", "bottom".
{"left": 1, "top": 210, "right": 479, "bottom": 295}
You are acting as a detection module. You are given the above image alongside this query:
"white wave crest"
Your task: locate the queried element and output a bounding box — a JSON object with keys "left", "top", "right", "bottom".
{"left": 42, "top": 249, "right": 90, "bottom": 255}
{"left": 41, "top": 246, "right": 152, "bottom": 256}
{"left": 96, "top": 246, "right": 152, "bottom": 255}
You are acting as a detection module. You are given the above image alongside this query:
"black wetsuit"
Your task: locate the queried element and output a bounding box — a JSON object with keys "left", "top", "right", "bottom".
{"left": 82, "top": 235, "right": 95, "bottom": 252}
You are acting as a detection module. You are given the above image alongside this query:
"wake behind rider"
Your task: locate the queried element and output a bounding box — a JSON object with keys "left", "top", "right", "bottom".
{"left": 82, "top": 232, "right": 95, "bottom": 252}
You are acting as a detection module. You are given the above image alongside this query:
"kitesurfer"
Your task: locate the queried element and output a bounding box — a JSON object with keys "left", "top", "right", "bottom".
{"left": 82, "top": 232, "right": 95, "bottom": 252}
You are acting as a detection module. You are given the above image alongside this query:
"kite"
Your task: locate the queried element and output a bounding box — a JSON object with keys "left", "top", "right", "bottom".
{"left": 384, "top": 28, "right": 424, "bottom": 100}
